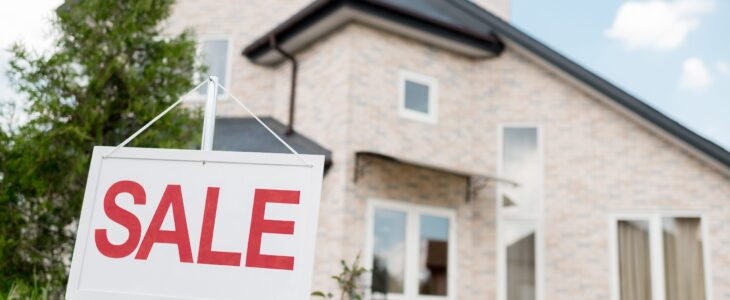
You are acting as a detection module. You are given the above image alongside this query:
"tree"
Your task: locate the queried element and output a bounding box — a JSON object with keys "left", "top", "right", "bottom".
{"left": 0, "top": 0, "right": 202, "bottom": 295}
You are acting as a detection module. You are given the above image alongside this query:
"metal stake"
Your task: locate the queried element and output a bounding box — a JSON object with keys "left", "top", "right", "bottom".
{"left": 201, "top": 76, "right": 218, "bottom": 151}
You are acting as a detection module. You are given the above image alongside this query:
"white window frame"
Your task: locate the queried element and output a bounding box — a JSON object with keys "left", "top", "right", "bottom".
{"left": 496, "top": 124, "right": 544, "bottom": 300}
{"left": 398, "top": 70, "right": 438, "bottom": 123}
{"left": 186, "top": 35, "right": 233, "bottom": 101}
{"left": 364, "top": 199, "right": 457, "bottom": 300}
{"left": 609, "top": 211, "right": 713, "bottom": 300}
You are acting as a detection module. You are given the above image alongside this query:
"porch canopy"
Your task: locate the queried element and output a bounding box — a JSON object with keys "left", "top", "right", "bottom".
{"left": 354, "top": 151, "right": 517, "bottom": 202}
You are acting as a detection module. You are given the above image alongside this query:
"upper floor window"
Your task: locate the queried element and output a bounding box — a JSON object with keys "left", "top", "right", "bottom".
{"left": 367, "top": 200, "right": 455, "bottom": 300}
{"left": 612, "top": 214, "right": 709, "bottom": 300}
{"left": 195, "top": 37, "right": 231, "bottom": 99}
{"left": 399, "top": 70, "right": 438, "bottom": 123}
{"left": 498, "top": 126, "right": 542, "bottom": 300}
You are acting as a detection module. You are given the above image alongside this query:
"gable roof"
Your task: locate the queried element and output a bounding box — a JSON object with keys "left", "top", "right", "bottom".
{"left": 213, "top": 117, "right": 333, "bottom": 170}
{"left": 242, "top": 0, "right": 730, "bottom": 173}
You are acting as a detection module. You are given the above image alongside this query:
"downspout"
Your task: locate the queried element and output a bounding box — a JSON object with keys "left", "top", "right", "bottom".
{"left": 268, "top": 35, "right": 298, "bottom": 135}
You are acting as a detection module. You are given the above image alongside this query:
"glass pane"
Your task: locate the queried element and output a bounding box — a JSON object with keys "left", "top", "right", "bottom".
{"left": 617, "top": 220, "right": 652, "bottom": 300}
{"left": 502, "top": 128, "right": 539, "bottom": 210}
{"left": 372, "top": 209, "right": 406, "bottom": 295}
{"left": 663, "top": 217, "right": 705, "bottom": 300}
{"left": 404, "top": 80, "right": 430, "bottom": 114}
{"left": 419, "top": 215, "right": 449, "bottom": 296}
{"left": 198, "top": 39, "right": 228, "bottom": 95}
{"left": 505, "top": 219, "right": 536, "bottom": 300}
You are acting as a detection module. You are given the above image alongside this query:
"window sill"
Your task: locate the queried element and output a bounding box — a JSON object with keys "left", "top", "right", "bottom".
{"left": 399, "top": 110, "right": 437, "bottom": 124}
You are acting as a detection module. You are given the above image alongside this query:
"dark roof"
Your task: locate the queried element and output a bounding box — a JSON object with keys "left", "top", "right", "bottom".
{"left": 243, "top": 0, "right": 503, "bottom": 64}
{"left": 365, "top": 0, "right": 494, "bottom": 36}
{"left": 213, "top": 117, "right": 332, "bottom": 169}
{"left": 242, "top": 0, "right": 730, "bottom": 173}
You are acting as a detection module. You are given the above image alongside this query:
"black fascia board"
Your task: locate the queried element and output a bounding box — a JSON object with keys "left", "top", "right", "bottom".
{"left": 447, "top": 0, "right": 730, "bottom": 171}
{"left": 348, "top": 0, "right": 504, "bottom": 53}
{"left": 243, "top": 0, "right": 504, "bottom": 62}
{"left": 244, "top": 0, "right": 346, "bottom": 61}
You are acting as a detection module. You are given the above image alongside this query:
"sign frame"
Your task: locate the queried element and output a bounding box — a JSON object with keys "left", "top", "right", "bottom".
{"left": 65, "top": 146, "right": 324, "bottom": 300}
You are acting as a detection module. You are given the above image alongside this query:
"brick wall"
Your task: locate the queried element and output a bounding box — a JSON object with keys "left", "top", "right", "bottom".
{"left": 167, "top": 2, "right": 730, "bottom": 299}
{"left": 165, "top": 0, "right": 312, "bottom": 116}
{"left": 330, "top": 24, "right": 730, "bottom": 299}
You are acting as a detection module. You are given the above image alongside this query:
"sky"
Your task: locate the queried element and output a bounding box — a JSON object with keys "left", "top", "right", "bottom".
{"left": 513, "top": 0, "right": 730, "bottom": 150}
{"left": 0, "top": 0, "right": 728, "bottom": 150}
{"left": 0, "top": 0, "right": 62, "bottom": 126}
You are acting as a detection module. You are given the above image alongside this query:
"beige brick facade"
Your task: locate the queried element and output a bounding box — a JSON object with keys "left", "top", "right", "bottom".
{"left": 168, "top": 1, "right": 730, "bottom": 299}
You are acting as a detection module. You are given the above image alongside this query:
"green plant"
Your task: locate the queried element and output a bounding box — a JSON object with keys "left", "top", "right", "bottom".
{"left": 0, "top": 280, "right": 49, "bottom": 300}
{"left": 312, "top": 254, "right": 368, "bottom": 300}
{"left": 0, "top": 0, "right": 202, "bottom": 296}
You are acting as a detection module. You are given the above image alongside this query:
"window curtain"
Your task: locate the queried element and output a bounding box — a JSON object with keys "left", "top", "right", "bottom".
{"left": 507, "top": 233, "right": 536, "bottom": 300}
{"left": 618, "top": 220, "right": 652, "bottom": 300}
{"left": 663, "top": 218, "right": 705, "bottom": 300}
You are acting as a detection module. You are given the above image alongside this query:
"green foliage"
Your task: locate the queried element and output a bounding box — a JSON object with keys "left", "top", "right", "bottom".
{"left": 0, "top": 280, "right": 50, "bottom": 300}
{"left": 312, "top": 254, "right": 368, "bottom": 300}
{"left": 0, "top": 0, "right": 202, "bottom": 296}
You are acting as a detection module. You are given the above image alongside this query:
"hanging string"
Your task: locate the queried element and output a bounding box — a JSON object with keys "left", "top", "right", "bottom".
{"left": 104, "top": 79, "right": 208, "bottom": 158}
{"left": 215, "top": 82, "right": 312, "bottom": 167}
{"left": 102, "top": 78, "right": 313, "bottom": 168}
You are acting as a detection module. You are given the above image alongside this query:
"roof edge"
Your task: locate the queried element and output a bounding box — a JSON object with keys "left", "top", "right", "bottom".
{"left": 242, "top": 0, "right": 504, "bottom": 63}
{"left": 447, "top": 0, "right": 730, "bottom": 174}
{"left": 243, "top": 0, "right": 345, "bottom": 61}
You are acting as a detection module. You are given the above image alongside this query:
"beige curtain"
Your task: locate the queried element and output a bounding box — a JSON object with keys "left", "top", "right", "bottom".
{"left": 507, "top": 233, "right": 535, "bottom": 300}
{"left": 664, "top": 218, "right": 705, "bottom": 300}
{"left": 618, "top": 220, "right": 652, "bottom": 300}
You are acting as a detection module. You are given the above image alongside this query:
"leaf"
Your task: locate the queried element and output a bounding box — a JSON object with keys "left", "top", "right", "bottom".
{"left": 311, "top": 291, "right": 327, "bottom": 298}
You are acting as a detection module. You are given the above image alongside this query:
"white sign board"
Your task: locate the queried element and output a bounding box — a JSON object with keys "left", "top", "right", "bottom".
{"left": 66, "top": 146, "right": 324, "bottom": 300}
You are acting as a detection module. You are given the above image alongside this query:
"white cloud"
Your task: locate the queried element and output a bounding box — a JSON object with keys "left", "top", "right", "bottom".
{"left": 679, "top": 57, "right": 712, "bottom": 91}
{"left": 0, "top": 0, "right": 62, "bottom": 51}
{"left": 605, "top": 0, "right": 715, "bottom": 51}
{"left": 717, "top": 60, "right": 730, "bottom": 75}
{"left": 0, "top": 0, "right": 62, "bottom": 129}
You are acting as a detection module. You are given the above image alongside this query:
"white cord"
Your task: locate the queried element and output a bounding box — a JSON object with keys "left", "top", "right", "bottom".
{"left": 103, "top": 79, "right": 208, "bottom": 158}
{"left": 216, "top": 82, "right": 312, "bottom": 168}
{"left": 102, "top": 78, "right": 314, "bottom": 169}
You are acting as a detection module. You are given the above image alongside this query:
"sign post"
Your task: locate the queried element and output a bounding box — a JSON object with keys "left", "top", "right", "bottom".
{"left": 201, "top": 75, "right": 218, "bottom": 151}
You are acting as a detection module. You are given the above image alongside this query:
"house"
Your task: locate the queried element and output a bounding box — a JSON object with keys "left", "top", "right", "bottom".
{"left": 166, "top": 0, "right": 730, "bottom": 299}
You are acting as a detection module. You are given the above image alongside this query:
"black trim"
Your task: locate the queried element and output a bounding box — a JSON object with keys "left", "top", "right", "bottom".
{"left": 244, "top": 0, "right": 345, "bottom": 61}
{"left": 243, "top": 0, "right": 503, "bottom": 62}
{"left": 349, "top": 0, "right": 503, "bottom": 53}
{"left": 446, "top": 0, "right": 730, "bottom": 170}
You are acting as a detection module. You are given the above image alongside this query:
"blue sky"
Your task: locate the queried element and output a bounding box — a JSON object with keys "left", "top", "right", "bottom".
{"left": 512, "top": 0, "right": 730, "bottom": 150}
{"left": 0, "top": 0, "right": 728, "bottom": 150}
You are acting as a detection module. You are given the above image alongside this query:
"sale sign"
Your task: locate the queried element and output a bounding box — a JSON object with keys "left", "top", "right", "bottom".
{"left": 65, "top": 146, "right": 324, "bottom": 300}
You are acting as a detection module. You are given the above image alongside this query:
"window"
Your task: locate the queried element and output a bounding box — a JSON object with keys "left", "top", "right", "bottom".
{"left": 498, "top": 126, "right": 542, "bottom": 300}
{"left": 367, "top": 200, "right": 455, "bottom": 300}
{"left": 372, "top": 209, "right": 406, "bottom": 294}
{"left": 194, "top": 37, "right": 231, "bottom": 99}
{"left": 398, "top": 70, "right": 438, "bottom": 123}
{"left": 611, "top": 214, "right": 710, "bottom": 300}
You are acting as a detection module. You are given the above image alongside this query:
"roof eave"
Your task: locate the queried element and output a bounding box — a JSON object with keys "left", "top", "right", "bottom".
{"left": 242, "top": 0, "right": 503, "bottom": 65}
